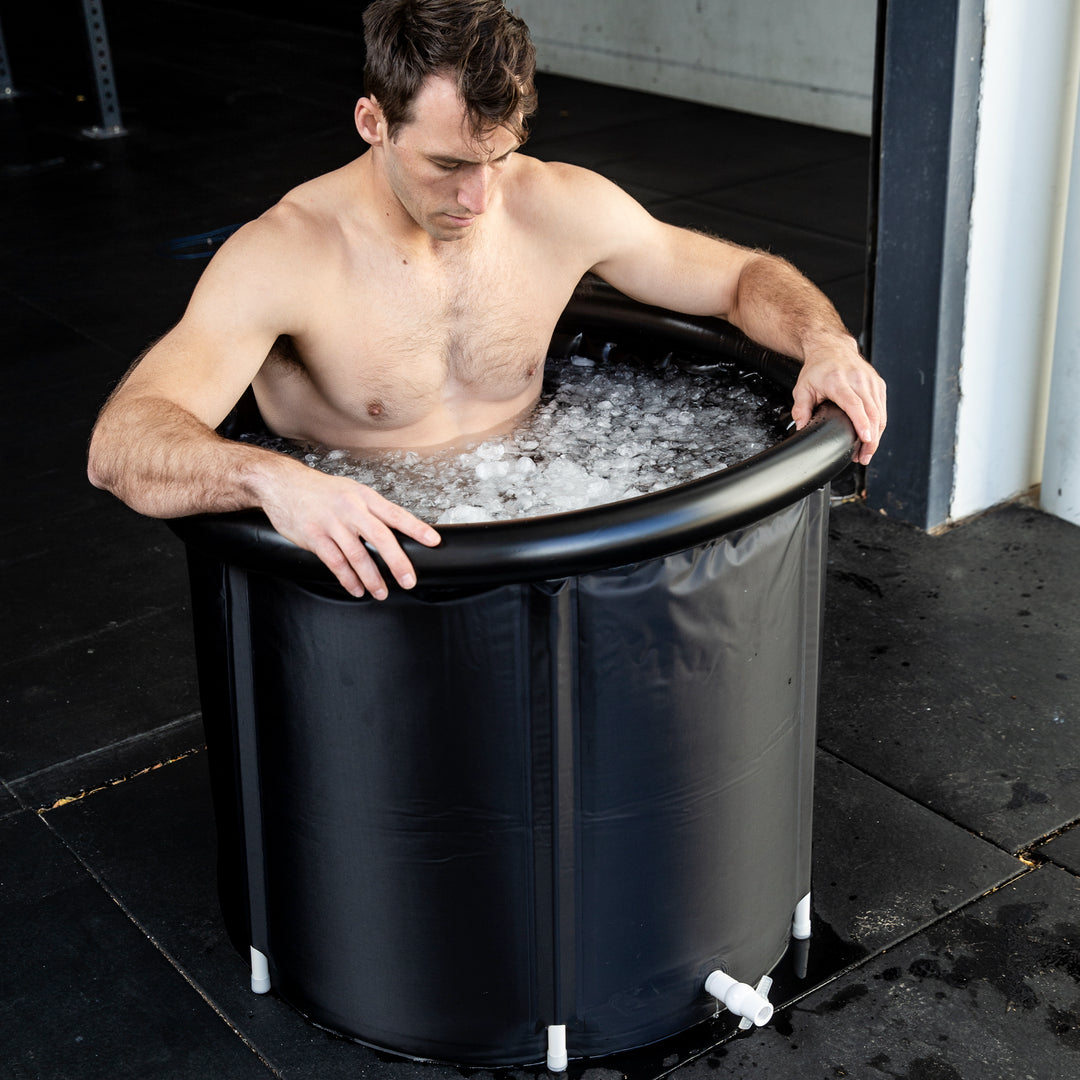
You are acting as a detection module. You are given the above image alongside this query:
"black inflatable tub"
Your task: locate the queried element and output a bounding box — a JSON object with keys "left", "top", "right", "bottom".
{"left": 169, "top": 284, "right": 856, "bottom": 1066}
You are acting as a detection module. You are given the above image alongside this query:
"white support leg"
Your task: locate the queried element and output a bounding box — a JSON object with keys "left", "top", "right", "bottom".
{"left": 250, "top": 946, "right": 271, "bottom": 994}
{"left": 546, "top": 1024, "right": 567, "bottom": 1072}
{"left": 792, "top": 892, "right": 812, "bottom": 940}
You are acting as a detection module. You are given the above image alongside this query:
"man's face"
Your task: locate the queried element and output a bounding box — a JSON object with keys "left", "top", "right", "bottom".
{"left": 375, "top": 74, "right": 520, "bottom": 242}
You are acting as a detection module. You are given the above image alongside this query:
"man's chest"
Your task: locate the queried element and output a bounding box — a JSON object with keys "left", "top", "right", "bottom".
{"left": 295, "top": 245, "right": 578, "bottom": 405}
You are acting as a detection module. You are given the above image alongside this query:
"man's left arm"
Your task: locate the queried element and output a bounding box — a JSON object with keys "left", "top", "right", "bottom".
{"left": 726, "top": 251, "right": 887, "bottom": 466}
{"left": 561, "top": 165, "right": 887, "bottom": 464}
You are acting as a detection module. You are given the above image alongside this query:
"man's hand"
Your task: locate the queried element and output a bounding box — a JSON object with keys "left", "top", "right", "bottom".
{"left": 790, "top": 337, "right": 887, "bottom": 466}
{"left": 258, "top": 466, "right": 442, "bottom": 599}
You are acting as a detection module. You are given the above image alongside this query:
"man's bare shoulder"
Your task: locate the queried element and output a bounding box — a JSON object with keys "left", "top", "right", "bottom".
{"left": 228, "top": 173, "right": 351, "bottom": 265}
{"left": 509, "top": 154, "right": 628, "bottom": 205}
{"left": 507, "top": 154, "right": 657, "bottom": 259}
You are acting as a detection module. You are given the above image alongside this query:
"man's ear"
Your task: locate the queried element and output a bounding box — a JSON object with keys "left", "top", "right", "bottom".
{"left": 355, "top": 96, "right": 384, "bottom": 146}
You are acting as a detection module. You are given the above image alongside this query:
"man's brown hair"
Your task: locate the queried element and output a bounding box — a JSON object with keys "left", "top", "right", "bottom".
{"left": 362, "top": 0, "right": 537, "bottom": 142}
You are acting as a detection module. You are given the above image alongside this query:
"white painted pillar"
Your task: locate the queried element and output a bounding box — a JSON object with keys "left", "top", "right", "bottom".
{"left": 1042, "top": 67, "right": 1080, "bottom": 527}
{"left": 950, "top": 0, "right": 1080, "bottom": 522}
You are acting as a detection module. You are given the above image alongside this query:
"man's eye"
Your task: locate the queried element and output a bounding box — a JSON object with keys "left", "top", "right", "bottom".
{"left": 435, "top": 162, "right": 460, "bottom": 172}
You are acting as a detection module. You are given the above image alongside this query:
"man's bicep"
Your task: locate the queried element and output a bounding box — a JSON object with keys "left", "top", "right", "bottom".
{"left": 592, "top": 216, "right": 751, "bottom": 317}
{"left": 112, "top": 231, "right": 289, "bottom": 426}
{"left": 568, "top": 172, "right": 750, "bottom": 316}
{"left": 113, "top": 320, "right": 275, "bottom": 429}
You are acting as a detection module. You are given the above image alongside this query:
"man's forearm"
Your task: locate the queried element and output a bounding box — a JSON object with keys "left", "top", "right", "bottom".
{"left": 728, "top": 251, "right": 855, "bottom": 361}
{"left": 87, "top": 395, "right": 294, "bottom": 519}
{"left": 726, "top": 250, "right": 886, "bottom": 464}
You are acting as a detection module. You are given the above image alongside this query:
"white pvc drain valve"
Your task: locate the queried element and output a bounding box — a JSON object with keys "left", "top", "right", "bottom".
{"left": 705, "top": 970, "right": 773, "bottom": 1027}
{"left": 546, "top": 1024, "right": 568, "bottom": 1072}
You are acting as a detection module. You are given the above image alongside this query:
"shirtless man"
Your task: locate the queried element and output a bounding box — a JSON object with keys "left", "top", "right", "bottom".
{"left": 88, "top": 0, "right": 886, "bottom": 601}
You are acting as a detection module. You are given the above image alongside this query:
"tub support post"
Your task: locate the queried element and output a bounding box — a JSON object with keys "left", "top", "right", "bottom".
{"left": 250, "top": 947, "right": 271, "bottom": 994}
{"left": 792, "top": 892, "right": 812, "bottom": 940}
{"left": 546, "top": 1024, "right": 568, "bottom": 1072}
{"left": 228, "top": 567, "right": 272, "bottom": 995}
{"left": 705, "top": 970, "right": 774, "bottom": 1028}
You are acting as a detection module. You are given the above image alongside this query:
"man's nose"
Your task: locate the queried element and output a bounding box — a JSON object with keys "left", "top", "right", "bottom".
{"left": 457, "top": 166, "right": 490, "bottom": 215}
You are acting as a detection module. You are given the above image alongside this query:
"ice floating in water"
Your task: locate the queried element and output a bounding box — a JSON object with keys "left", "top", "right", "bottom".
{"left": 245, "top": 355, "right": 789, "bottom": 524}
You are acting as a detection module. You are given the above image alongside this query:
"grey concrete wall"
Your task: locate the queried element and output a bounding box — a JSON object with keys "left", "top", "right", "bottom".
{"left": 513, "top": 0, "right": 876, "bottom": 134}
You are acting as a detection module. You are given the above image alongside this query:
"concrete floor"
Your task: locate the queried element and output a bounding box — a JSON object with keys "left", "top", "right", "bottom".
{"left": 2, "top": 3, "right": 1079, "bottom": 1078}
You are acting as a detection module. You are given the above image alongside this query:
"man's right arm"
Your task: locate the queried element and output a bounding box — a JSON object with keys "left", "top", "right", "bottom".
{"left": 87, "top": 218, "right": 440, "bottom": 598}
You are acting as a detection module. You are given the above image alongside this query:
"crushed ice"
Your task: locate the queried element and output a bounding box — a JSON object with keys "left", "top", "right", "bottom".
{"left": 244, "top": 355, "right": 788, "bottom": 524}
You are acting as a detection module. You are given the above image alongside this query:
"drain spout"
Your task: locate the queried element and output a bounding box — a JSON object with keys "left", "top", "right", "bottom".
{"left": 705, "top": 970, "right": 773, "bottom": 1027}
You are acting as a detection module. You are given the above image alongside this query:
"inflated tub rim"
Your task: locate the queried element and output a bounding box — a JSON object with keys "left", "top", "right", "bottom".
{"left": 169, "top": 289, "right": 858, "bottom": 586}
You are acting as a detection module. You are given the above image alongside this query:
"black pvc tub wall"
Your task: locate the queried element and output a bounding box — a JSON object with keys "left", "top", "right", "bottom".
{"left": 170, "top": 285, "right": 857, "bottom": 1066}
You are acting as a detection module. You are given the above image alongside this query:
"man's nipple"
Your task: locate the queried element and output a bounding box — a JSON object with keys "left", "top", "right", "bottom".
{"left": 367, "top": 401, "right": 385, "bottom": 418}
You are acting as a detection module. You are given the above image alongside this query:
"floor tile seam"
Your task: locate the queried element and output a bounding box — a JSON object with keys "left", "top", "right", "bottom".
{"left": 11, "top": 714, "right": 203, "bottom": 809}
{"left": 657, "top": 863, "right": 1045, "bottom": 1080}
{"left": 1, "top": 777, "right": 27, "bottom": 817}
{"left": 528, "top": 107, "right": 708, "bottom": 150}
{"left": 1, "top": 159, "right": 266, "bottom": 235}
{"left": 0, "top": 286, "right": 133, "bottom": 361}
{"left": 116, "top": 46, "right": 353, "bottom": 117}
{"left": 0, "top": 602, "right": 191, "bottom": 667}
{"left": 1020, "top": 815, "right": 1080, "bottom": 871}
{"left": 814, "top": 743, "right": 1033, "bottom": 860}
{"left": 677, "top": 151, "right": 870, "bottom": 205}
{"left": 1041, "top": 853, "right": 1080, "bottom": 879}
{"left": 34, "top": 806, "right": 284, "bottom": 1077}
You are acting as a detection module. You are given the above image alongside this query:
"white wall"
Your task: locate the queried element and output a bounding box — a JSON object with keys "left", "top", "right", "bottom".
{"left": 1041, "top": 81, "right": 1080, "bottom": 527}
{"left": 950, "top": 0, "right": 1080, "bottom": 522}
{"left": 512, "top": 0, "right": 876, "bottom": 135}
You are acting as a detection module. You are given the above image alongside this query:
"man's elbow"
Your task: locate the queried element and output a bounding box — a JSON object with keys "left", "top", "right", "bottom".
{"left": 87, "top": 459, "right": 110, "bottom": 493}
{"left": 86, "top": 420, "right": 119, "bottom": 494}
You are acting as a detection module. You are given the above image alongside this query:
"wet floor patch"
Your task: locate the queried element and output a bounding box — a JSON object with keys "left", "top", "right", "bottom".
{"left": 670, "top": 863, "right": 1080, "bottom": 1079}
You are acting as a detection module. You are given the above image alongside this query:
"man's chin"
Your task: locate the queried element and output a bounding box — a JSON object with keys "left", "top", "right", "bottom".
{"left": 432, "top": 213, "right": 475, "bottom": 237}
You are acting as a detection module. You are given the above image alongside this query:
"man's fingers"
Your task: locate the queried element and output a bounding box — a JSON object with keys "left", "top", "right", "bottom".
{"left": 266, "top": 473, "right": 442, "bottom": 598}
{"left": 335, "top": 532, "right": 391, "bottom": 599}
{"left": 364, "top": 490, "right": 442, "bottom": 549}
{"left": 308, "top": 534, "right": 370, "bottom": 598}
{"left": 792, "top": 357, "right": 887, "bottom": 463}
{"left": 329, "top": 489, "right": 444, "bottom": 597}
{"left": 337, "top": 514, "right": 415, "bottom": 596}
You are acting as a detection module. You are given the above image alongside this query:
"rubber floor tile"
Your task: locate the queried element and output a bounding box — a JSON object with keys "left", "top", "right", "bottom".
{"left": 2, "top": 602, "right": 199, "bottom": 789}
{"left": 106, "top": 0, "right": 367, "bottom": 106}
{"left": 0, "top": 784, "right": 20, "bottom": 821}
{"left": 696, "top": 154, "right": 872, "bottom": 244}
{"left": 809, "top": 751, "right": 1022, "bottom": 958}
{"left": 0, "top": 810, "right": 274, "bottom": 1080}
{"left": 1039, "top": 824, "right": 1080, "bottom": 876}
{"left": 529, "top": 72, "right": 698, "bottom": 146}
{"left": 4, "top": 505, "right": 189, "bottom": 670}
{"left": 592, "top": 107, "right": 867, "bottom": 199}
{"left": 820, "top": 502, "right": 1080, "bottom": 853}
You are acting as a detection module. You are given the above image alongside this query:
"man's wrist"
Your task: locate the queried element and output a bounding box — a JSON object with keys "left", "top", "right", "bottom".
{"left": 800, "top": 327, "right": 862, "bottom": 366}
